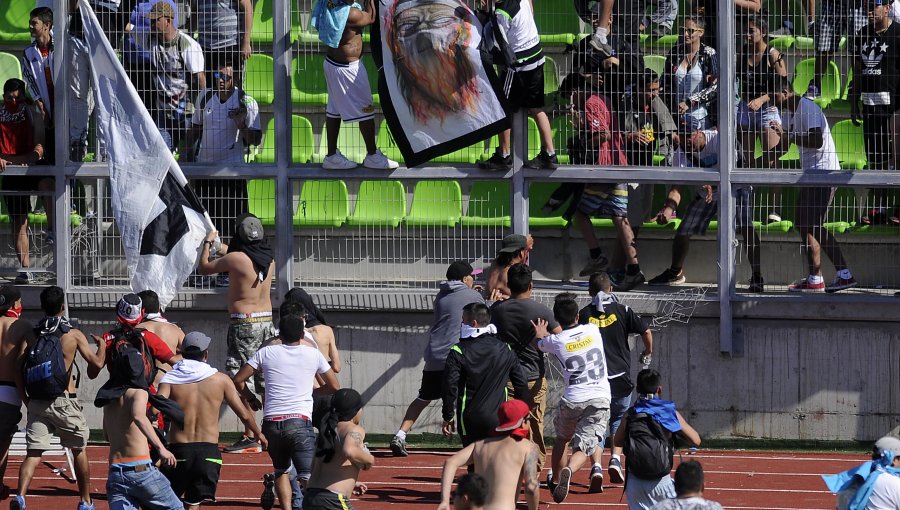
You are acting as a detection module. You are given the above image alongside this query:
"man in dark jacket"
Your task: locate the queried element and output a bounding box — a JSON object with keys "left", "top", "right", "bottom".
{"left": 442, "top": 302, "right": 529, "bottom": 445}
{"left": 390, "top": 261, "right": 485, "bottom": 456}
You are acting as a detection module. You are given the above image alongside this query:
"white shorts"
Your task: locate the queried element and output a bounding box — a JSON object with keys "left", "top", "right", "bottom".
{"left": 324, "top": 57, "right": 375, "bottom": 123}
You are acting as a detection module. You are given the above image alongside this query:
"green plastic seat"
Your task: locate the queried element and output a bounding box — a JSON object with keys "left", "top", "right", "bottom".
{"left": 405, "top": 181, "right": 462, "bottom": 227}
{"left": 461, "top": 181, "right": 511, "bottom": 227}
{"left": 26, "top": 211, "right": 83, "bottom": 227}
{"left": 247, "top": 179, "right": 276, "bottom": 226}
{"left": 347, "top": 180, "right": 406, "bottom": 227}
{"left": 294, "top": 180, "right": 349, "bottom": 227}
{"left": 643, "top": 54, "right": 666, "bottom": 77}
{"left": 377, "top": 120, "right": 403, "bottom": 164}
{"left": 829, "top": 68, "right": 856, "bottom": 111}
{"left": 314, "top": 121, "right": 368, "bottom": 164}
{"left": 528, "top": 182, "right": 570, "bottom": 228}
{"left": 0, "top": 52, "right": 22, "bottom": 84}
{"left": 544, "top": 56, "right": 560, "bottom": 98}
{"left": 792, "top": 58, "right": 841, "bottom": 109}
{"left": 832, "top": 119, "right": 867, "bottom": 170}
{"left": 0, "top": 0, "right": 32, "bottom": 43}
{"left": 361, "top": 56, "right": 380, "bottom": 106}
{"left": 526, "top": 116, "right": 540, "bottom": 160}
{"left": 551, "top": 115, "right": 573, "bottom": 165}
{"left": 250, "top": 0, "right": 301, "bottom": 44}
{"left": 532, "top": 0, "right": 579, "bottom": 45}
{"left": 256, "top": 115, "right": 315, "bottom": 163}
{"left": 292, "top": 53, "right": 328, "bottom": 106}
{"left": 768, "top": 35, "right": 794, "bottom": 50}
{"left": 244, "top": 54, "right": 274, "bottom": 105}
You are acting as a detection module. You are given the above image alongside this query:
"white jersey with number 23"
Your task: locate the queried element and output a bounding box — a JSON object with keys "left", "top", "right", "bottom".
{"left": 537, "top": 323, "right": 611, "bottom": 403}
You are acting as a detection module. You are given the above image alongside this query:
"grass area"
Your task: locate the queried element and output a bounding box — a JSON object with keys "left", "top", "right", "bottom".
{"left": 89, "top": 431, "right": 872, "bottom": 455}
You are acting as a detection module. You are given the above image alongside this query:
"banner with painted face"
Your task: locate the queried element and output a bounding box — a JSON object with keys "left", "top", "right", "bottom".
{"left": 372, "top": 0, "right": 510, "bottom": 167}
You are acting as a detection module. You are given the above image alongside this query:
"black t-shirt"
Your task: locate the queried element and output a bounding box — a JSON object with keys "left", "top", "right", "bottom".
{"left": 491, "top": 298, "right": 560, "bottom": 381}
{"left": 855, "top": 22, "right": 900, "bottom": 107}
{"left": 579, "top": 301, "right": 648, "bottom": 396}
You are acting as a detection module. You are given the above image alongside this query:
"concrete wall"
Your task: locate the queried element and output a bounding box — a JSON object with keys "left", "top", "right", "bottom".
{"left": 58, "top": 304, "right": 900, "bottom": 442}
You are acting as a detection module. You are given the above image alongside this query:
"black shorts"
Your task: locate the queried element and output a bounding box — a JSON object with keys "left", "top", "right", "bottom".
{"left": 504, "top": 65, "right": 545, "bottom": 111}
{"left": 303, "top": 488, "right": 355, "bottom": 510}
{"left": 862, "top": 106, "right": 895, "bottom": 169}
{"left": 417, "top": 369, "right": 444, "bottom": 401}
{"left": 2, "top": 176, "right": 41, "bottom": 218}
{"left": 162, "top": 442, "right": 222, "bottom": 505}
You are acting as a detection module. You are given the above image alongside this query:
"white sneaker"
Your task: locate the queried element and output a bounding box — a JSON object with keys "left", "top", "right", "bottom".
{"left": 363, "top": 150, "right": 399, "bottom": 170}
{"left": 322, "top": 150, "right": 358, "bottom": 170}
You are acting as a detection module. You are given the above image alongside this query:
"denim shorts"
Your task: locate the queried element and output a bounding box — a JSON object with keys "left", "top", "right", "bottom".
{"left": 737, "top": 101, "right": 781, "bottom": 131}
{"left": 262, "top": 418, "right": 315, "bottom": 480}
{"left": 107, "top": 464, "right": 183, "bottom": 510}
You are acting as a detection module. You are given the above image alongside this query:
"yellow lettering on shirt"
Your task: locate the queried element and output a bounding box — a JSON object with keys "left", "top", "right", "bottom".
{"left": 565, "top": 336, "right": 595, "bottom": 352}
{"left": 589, "top": 314, "right": 618, "bottom": 328}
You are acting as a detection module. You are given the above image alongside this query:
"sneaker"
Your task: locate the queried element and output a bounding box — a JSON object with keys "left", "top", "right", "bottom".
{"left": 588, "top": 465, "right": 604, "bottom": 493}
{"left": 524, "top": 151, "right": 559, "bottom": 170}
{"left": 552, "top": 466, "right": 572, "bottom": 503}
{"left": 608, "top": 457, "right": 625, "bottom": 484}
{"left": 648, "top": 268, "right": 686, "bottom": 286}
{"left": 215, "top": 275, "right": 230, "bottom": 287}
{"left": 788, "top": 277, "right": 825, "bottom": 292}
{"left": 14, "top": 272, "right": 31, "bottom": 285}
{"left": 390, "top": 435, "right": 408, "bottom": 457}
{"left": 260, "top": 473, "right": 276, "bottom": 510}
{"left": 545, "top": 470, "right": 556, "bottom": 492}
{"left": 76, "top": 501, "right": 95, "bottom": 510}
{"left": 223, "top": 435, "right": 261, "bottom": 454}
{"left": 614, "top": 271, "right": 645, "bottom": 292}
{"left": 825, "top": 276, "right": 858, "bottom": 293}
{"left": 748, "top": 274, "right": 764, "bottom": 293}
{"left": 10, "top": 495, "right": 24, "bottom": 510}
{"left": 363, "top": 149, "right": 400, "bottom": 170}
{"left": 478, "top": 151, "right": 512, "bottom": 171}
{"left": 322, "top": 150, "right": 358, "bottom": 170}
{"left": 541, "top": 197, "right": 563, "bottom": 215}
{"left": 578, "top": 254, "right": 609, "bottom": 277}
{"left": 767, "top": 212, "right": 782, "bottom": 224}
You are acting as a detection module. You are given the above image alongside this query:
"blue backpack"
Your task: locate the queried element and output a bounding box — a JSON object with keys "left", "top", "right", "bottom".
{"left": 23, "top": 317, "right": 71, "bottom": 400}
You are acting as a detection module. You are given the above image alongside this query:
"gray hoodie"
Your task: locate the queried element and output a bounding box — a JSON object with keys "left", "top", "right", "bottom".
{"left": 423, "top": 280, "right": 485, "bottom": 370}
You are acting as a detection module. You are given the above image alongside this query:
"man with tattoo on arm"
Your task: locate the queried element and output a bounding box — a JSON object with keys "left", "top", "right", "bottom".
{"left": 437, "top": 400, "right": 539, "bottom": 510}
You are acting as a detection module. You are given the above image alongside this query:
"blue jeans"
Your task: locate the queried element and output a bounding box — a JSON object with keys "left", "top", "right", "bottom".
{"left": 601, "top": 393, "right": 633, "bottom": 447}
{"left": 107, "top": 465, "right": 183, "bottom": 510}
{"left": 262, "top": 418, "right": 315, "bottom": 509}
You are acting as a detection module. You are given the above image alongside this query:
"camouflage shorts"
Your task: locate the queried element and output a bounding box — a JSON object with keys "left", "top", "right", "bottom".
{"left": 226, "top": 318, "right": 276, "bottom": 397}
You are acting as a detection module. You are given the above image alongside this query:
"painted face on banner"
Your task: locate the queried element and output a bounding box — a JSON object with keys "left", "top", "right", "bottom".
{"left": 387, "top": 0, "right": 480, "bottom": 123}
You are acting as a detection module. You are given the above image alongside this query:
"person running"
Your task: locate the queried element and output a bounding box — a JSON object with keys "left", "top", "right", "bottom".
{"left": 136, "top": 289, "right": 186, "bottom": 386}
{"left": 0, "top": 285, "right": 30, "bottom": 501}
{"left": 437, "top": 399, "right": 539, "bottom": 510}
{"left": 304, "top": 388, "right": 374, "bottom": 510}
{"left": 199, "top": 213, "right": 275, "bottom": 453}
{"left": 391, "top": 261, "right": 484, "bottom": 456}
{"left": 234, "top": 315, "right": 340, "bottom": 509}
{"left": 533, "top": 296, "right": 611, "bottom": 502}
{"left": 157, "top": 331, "right": 267, "bottom": 510}
{"left": 442, "top": 302, "right": 530, "bottom": 446}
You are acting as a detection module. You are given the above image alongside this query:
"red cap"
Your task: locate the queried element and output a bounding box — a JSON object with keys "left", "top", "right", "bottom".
{"left": 495, "top": 399, "right": 529, "bottom": 435}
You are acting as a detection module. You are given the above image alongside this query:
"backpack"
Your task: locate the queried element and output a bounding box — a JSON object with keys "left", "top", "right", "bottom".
{"left": 23, "top": 317, "right": 72, "bottom": 400}
{"left": 623, "top": 410, "right": 674, "bottom": 480}
{"left": 106, "top": 326, "right": 155, "bottom": 388}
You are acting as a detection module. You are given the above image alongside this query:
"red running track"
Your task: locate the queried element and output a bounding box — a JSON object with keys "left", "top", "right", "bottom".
{"left": 1, "top": 446, "right": 866, "bottom": 509}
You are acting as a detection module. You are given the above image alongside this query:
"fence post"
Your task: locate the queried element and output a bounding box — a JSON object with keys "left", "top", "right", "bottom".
{"left": 273, "top": 0, "right": 294, "bottom": 301}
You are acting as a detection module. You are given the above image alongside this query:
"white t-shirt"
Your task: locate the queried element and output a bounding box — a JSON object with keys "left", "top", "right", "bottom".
{"left": 247, "top": 343, "right": 330, "bottom": 418}
{"left": 537, "top": 324, "right": 610, "bottom": 403}
{"left": 866, "top": 472, "right": 900, "bottom": 510}
{"left": 193, "top": 89, "right": 260, "bottom": 163}
{"left": 780, "top": 97, "right": 839, "bottom": 172}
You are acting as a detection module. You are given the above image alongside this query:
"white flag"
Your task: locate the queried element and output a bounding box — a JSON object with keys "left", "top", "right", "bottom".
{"left": 79, "top": 0, "right": 213, "bottom": 309}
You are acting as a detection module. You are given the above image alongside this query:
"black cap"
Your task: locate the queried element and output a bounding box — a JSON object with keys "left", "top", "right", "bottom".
{"left": 446, "top": 260, "right": 475, "bottom": 280}
{"left": 0, "top": 285, "right": 20, "bottom": 311}
{"left": 279, "top": 315, "right": 305, "bottom": 343}
{"left": 499, "top": 234, "right": 527, "bottom": 253}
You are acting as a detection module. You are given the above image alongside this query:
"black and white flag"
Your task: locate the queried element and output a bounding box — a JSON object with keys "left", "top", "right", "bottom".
{"left": 79, "top": 0, "right": 213, "bottom": 308}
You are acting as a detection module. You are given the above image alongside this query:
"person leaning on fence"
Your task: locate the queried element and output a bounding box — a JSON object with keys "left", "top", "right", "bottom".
{"left": 13, "top": 286, "right": 106, "bottom": 510}
{"left": 485, "top": 234, "right": 532, "bottom": 301}
{"left": 650, "top": 460, "right": 724, "bottom": 510}
{"left": 613, "top": 369, "right": 701, "bottom": 510}
{"left": 390, "top": 261, "right": 484, "bottom": 456}
{"left": 0, "top": 285, "right": 31, "bottom": 501}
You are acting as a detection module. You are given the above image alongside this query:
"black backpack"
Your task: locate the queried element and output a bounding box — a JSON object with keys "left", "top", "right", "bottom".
{"left": 107, "top": 326, "right": 155, "bottom": 388}
{"left": 23, "top": 317, "right": 72, "bottom": 400}
{"left": 624, "top": 410, "right": 675, "bottom": 480}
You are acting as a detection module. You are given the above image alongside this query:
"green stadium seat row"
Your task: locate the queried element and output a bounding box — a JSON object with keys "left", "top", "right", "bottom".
{"left": 0, "top": 52, "right": 23, "bottom": 85}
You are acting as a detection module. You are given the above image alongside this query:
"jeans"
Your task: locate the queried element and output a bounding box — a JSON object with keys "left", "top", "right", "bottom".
{"left": 262, "top": 418, "right": 315, "bottom": 509}
{"left": 601, "top": 393, "right": 633, "bottom": 447}
{"left": 107, "top": 465, "right": 183, "bottom": 510}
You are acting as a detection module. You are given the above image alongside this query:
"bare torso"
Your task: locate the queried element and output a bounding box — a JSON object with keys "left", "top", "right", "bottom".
{"left": 0, "top": 316, "right": 29, "bottom": 384}
{"left": 104, "top": 389, "right": 151, "bottom": 463}
{"left": 308, "top": 325, "right": 338, "bottom": 369}
{"left": 326, "top": 23, "right": 364, "bottom": 64}
{"left": 164, "top": 372, "right": 228, "bottom": 444}
{"left": 306, "top": 422, "right": 365, "bottom": 497}
{"left": 485, "top": 262, "right": 511, "bottom": 300}
{"left": 472, "top": 436, "right": 536, "bottom": 510}
{"left": 139, "top": 320, "right": 185, "bottom": 386}
{"left": 224, "top": 253, "right": 274, "bottom": 315}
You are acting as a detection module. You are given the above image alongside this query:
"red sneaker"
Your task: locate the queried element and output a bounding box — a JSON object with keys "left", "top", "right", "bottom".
{"left": 788, "top": 277, "right": 825, "bottom": 292}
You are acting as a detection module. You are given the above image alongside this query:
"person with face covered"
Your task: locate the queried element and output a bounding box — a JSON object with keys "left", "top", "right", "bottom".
{"left": 316, "top": 0, "right": 398, "bottom": 170}
{"left": 198, "top": 213, "right": 275, "bottom": 453}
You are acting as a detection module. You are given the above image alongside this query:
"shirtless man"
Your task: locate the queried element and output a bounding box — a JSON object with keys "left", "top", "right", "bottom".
{"left": 157, "top": 331, "right": 267, "bottom": 510}
{"left": 198, "top": 213, "right": 275, "bottom": 453}
{"left": 136, "top": 289, "right": 186, "bottom": 386}
{"left": 437, "top": 399, "right": 539, "bottom": 510}
{"left": 319, "top": 0, "right": 398, "bottom": 170}
{"left": 484, "top": 234, "right": 533, "bottom": 301}
{"left": 13, "top": 286, "right": 105, "bottom": 510}
{"left": 0, "top": 285, "right": 31, "bottom": 500}
{"left": 103, "top": 387, "right": 181, "bottom": 509}
{"left": 283, "top": 288, "right": 341, "bottom": 375}
{"left": 304, "top": 388, "right": 373, "bottom": 510}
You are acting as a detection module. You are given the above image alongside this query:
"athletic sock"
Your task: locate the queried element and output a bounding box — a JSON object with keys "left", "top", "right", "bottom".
{"left": 611, "top": 454, "right": 621, "bottom": 461}
{"left": 626, "top": 264, "right": 640, "bottom": 276}
{"left": 589, "top": 247, "right": 604, "bottom": 259}
{"left": 807, "top": 274, "right": 824, "bottom": 285}
{"left": 395, "top": 430, "right": 407, "bottom": 440}
{"left": 592, "top": 462, "right": 602, "bottom": 470}
{"left": 546, "top": 150, "right": 555, "bottom": 157}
